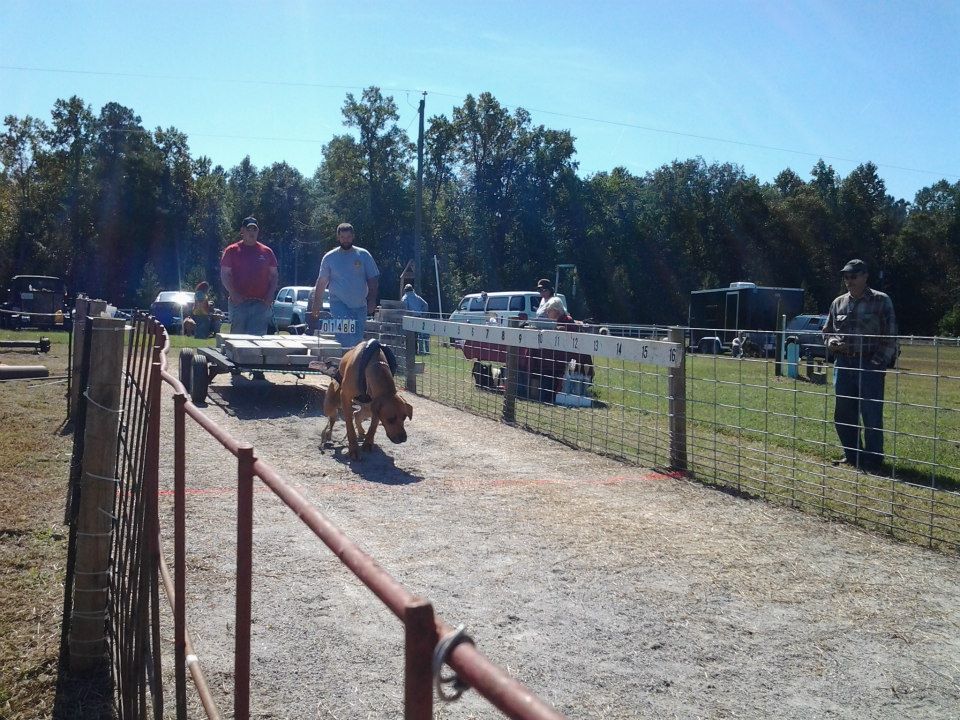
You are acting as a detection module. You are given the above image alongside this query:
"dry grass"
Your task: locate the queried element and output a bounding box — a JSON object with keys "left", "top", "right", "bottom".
{"left": 0, "top": 337, "right": 111, "bottom": 719}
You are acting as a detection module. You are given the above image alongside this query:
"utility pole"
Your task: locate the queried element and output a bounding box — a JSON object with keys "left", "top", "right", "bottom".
{"left": 415, "top": 93, "right": 426, "bottom": 291}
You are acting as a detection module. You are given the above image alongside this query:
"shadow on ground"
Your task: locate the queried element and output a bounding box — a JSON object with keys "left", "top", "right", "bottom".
{"left": 886, "top": 463, "right": 960, "bottom": 493}
{"left": 324, "top": 441, "right": 424, "bottom": 485}
{"left": 53, "top": 662, "right": 112, "bottom": 719}
{"left": 205, "top": 379, "right": 325, "bottom": 420}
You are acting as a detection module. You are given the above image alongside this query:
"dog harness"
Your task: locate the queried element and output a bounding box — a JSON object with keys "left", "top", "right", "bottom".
{"left": 344, "top": 338, "right": 398, "bottom": 404}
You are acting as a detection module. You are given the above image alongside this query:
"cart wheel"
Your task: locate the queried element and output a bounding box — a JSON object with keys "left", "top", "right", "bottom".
{"left": 190, "top": 353, "right": 209, "bottom": 404}
{"left": 178, "top": 348, "right": 195, "bottom": 392}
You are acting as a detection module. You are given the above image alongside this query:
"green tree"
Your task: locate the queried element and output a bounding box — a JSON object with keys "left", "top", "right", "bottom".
{"left": 340, "top": 87, "right": 413, "bottom": 278}
{"left": 191, "top": 159, "right": 231, "bottom": 301}
{"left": 0, "top": 114, "right": 50, "bottom": 275}
{"left": 91, "top": 102, "right": 164, "bottom": 302}
{"left": 48, "top": 96, "right": 97, "bottom": 291}
{"left": 137, "top": 261, "right": 161, "bottom": 307}
{"left": 257, "top": 162, "right": 313, "bottom": 285}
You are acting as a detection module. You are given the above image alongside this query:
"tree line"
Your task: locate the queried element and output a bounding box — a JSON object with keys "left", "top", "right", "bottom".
{"left": 1, "top": 88, "right": 958, "bottom": 334}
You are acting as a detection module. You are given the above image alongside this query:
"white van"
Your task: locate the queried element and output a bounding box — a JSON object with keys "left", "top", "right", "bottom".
{"left": 448, "top": 291, "right": 568, "bottom": 326}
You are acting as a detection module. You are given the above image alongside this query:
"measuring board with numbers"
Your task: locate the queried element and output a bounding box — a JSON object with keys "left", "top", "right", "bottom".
{"left": 402, "top": 317, "right": 682, "bottom": 368}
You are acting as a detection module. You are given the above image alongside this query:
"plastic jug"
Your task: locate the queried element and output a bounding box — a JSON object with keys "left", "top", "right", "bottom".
{"left": 786, "top": 341, "right": 799, "bottom": 378}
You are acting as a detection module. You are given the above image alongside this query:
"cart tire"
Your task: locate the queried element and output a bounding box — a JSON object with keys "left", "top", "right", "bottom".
{"left": 190, "top": 353, "right": 209, "bottom": 404}
{"left": 179, "top": 348, "right": 195, "bottom": 392}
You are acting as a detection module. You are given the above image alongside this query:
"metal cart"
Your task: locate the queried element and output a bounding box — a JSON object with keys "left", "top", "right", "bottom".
{"left": 177, "top": 346, "right": 340, "bottom": 404}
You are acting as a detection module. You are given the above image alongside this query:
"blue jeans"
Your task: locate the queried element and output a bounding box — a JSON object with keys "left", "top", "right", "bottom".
{"left": 417, "top": 333, "right": 430, "bottom": 355}
{"left": 229, "top": 300, "right": 271, "bottom": 335}
{"left": 834, "top": 356, "right": 886, "bottom": 466}
{"left": 329, "top": 299, "right": 367, "bottom": 348}
{"left": 193, "top": 315, "right": 211, "bottom": 339}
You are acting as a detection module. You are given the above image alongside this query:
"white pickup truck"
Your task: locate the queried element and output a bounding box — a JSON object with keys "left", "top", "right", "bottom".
{"left": 270, "top": 286, "right": 330, "bottom": 332}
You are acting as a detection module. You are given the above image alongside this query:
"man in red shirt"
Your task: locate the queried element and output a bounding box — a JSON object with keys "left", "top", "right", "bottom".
{"left": 220, "top": 216, "right": 278, "bottom": 337}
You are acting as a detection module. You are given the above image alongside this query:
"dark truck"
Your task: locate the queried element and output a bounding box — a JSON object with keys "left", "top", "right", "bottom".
{"left": 785, "top": 313, "right": 829, "bottom": 358}
{"left": 688, "top": 282, "right": 804, "bottom": 355}
{"left": 1, "top": 275, "right": 71, "bottom": 330}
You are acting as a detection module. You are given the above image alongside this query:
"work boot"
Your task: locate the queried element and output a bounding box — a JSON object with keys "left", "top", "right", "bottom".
{"left": 832, "top": 456, "right": 858, "bottom": 468}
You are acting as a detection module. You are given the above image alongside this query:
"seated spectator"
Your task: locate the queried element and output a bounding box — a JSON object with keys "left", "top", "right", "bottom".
{"left": 535, "top": 278, "right": 573, "bottom": 323}
{"left": 193, "top": 281, "right": 212, "bottom": 339}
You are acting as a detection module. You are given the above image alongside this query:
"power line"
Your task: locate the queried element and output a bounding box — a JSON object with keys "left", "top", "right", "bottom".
{"left": 1, "top": 63, "right": 956, "bottom": 180}
{"left": 0, "top": 63, "right": 372, "bottom": 93}
{"left": 523, "top": 106, "right": 959, "bottom": 179}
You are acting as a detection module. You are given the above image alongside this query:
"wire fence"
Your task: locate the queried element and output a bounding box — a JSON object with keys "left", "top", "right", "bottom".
{"left": 382, "top": 314, "right": 960, "bottom": 554}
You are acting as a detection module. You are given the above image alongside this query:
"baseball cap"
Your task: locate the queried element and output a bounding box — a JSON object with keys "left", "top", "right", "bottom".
{"left": 840, "top": 259, "right": 866, "bottom": 274}
{"left": 404, "top": 284, "right": 413, "bottom": 292}
{"left": 241, "top": 216, "right": 258, "bottom": 229}
{"left": 536, "top": 278, "right": 553, "bottom": 290}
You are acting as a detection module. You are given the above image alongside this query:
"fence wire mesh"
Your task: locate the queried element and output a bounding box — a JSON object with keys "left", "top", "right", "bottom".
{"left": 106, "top": 318, "right": 164, "bottom": 719}
{"left": 378, "top": 316, "right": 959, "bottom": 553}
{"left": 685, "top": 338, "right": 959, "bottom": 551}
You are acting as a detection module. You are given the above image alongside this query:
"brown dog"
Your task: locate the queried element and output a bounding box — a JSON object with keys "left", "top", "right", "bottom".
{"left": 321, "top": 341, "right": 413, "bottom": 460}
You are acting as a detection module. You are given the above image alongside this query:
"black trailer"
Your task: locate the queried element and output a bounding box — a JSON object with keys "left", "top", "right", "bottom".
{"left": 1, "top": 275, "right": 71, "bottom": 330}
{"left": 688, "top": 282, "right": 804, "bottom": 355}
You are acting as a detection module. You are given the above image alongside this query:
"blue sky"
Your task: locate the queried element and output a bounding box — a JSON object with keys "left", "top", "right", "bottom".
{"left": 2, "top": 0, "right": 958, "bottom": 202}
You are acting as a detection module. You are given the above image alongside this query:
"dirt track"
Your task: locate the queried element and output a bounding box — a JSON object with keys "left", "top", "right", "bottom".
{"left": 159, "top": 373, "right": 960, "bottom": 719}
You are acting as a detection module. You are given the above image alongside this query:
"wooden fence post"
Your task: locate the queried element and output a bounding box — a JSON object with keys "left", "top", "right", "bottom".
{"left": 69, "top": 316, "right": 126, "bottom": 671}
{"left": 503, "top": 320, "right": 520, "bottom": 423}
{"left": 774, "top": 313, "right": 785, "bottom": 377}
{"left": 70, "top": 297, "right": 108, "bottom": 426}
{"left": 69, "top": 298, "right": 89, "bottom": 425}
{"left": 668, "top": 326, "right": 687, "bottom": 472}
{"left": 405, "top": 328, "right": 418, "bottom": 393}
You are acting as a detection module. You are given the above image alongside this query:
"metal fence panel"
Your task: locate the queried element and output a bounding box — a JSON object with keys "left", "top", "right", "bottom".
{"left": 385, "top": 318, "right": 959, "bottom": 553}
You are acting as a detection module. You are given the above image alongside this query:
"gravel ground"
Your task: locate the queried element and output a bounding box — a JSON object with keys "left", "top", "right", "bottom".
{"left": 158, "top": 372, "right": 960, "bottom": 719}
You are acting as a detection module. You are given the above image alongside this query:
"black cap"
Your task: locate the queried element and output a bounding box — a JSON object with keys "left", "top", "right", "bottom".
{"left": 241, "top": 216, "right": 258, "bottom": 229}
{"left": 536, "top": 278, "right": 553, "bottom": 290}
{"left": 841, "top": 259, "right": 867, "bottom": 274}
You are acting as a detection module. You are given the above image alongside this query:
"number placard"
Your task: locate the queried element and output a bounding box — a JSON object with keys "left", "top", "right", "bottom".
{"left": 318, "top": 318, "right": 357, "bottom": 335}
